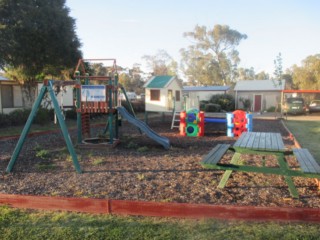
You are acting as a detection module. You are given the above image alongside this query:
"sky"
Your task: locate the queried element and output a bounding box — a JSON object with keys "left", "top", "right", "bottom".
{"left": 66, "top": 0, "right": 320, "bottom": 77}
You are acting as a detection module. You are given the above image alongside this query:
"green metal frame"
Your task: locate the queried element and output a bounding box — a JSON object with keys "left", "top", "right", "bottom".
{"left": 6, "top": 81, "right": 82, "bottom": 173}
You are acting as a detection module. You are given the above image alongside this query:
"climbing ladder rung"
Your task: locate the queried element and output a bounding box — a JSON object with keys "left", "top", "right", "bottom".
{"left": 171, "top": 111, "right": 181, "bottom": 129}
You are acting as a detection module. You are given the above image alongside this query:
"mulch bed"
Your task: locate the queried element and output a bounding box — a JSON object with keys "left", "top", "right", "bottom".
{"left": 0, "top": 117, "right": 319, "bottom": 208}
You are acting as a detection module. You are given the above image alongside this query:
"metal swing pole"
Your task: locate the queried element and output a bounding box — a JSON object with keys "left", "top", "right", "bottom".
{"left": 6, "top": 80, "right": 82, "bottom": 174}
{"left": 6, "top": 85, "right": 48, "bottom": 173}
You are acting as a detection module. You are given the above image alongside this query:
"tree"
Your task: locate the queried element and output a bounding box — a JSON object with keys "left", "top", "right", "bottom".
{"left": 281, "top": 72, "right": 293, "bottom": 89}
{"left": 118, "top": 64, "right": 145, "bottom": 94}
{"left": 180, "top": 24, "right": 247, "bottom": 86}
{"left": 273, "top": 53, "right": 283, "bottom": 79}
{"left": 91, "top": 63, "right": 107, "bottom": 76}
{"left": 291, "top": 54, "right": 320, "bottom": 90}
{"left": 119, "top": 72, "right": 131, "bottom": 90}
{"left": 0, "top": 0, "right": 82, "bottom": 83}
{"left": 255, "top": 71, "right": 270, "bottom": 80}
{"left": 272, "top": 52, "right": 283, "bottom": 87}
{"left": 237, "top": 67, "right": 255, "bottom": 80}
{"left": 142, "top": 49, "right": 179, "bottom": 77}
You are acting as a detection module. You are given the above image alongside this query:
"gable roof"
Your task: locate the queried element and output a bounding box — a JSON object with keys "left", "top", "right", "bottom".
{"left": 234, "top": 79, "right": 285, "bottom": 91}
{"left": 143, "top": 75, "right": 175, "bottom": 88}
{"left": 183, "top": 86, "right": 230, "bottom": 92}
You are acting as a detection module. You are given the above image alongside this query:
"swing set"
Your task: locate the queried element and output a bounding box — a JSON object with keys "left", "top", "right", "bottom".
{"left": 6, "top": 58, "right": 136, "bottom": 173}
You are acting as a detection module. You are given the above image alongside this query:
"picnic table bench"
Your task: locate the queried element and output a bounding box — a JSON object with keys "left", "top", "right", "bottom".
{"left": 201, "top": 132, "right": 320, "bottom": 198}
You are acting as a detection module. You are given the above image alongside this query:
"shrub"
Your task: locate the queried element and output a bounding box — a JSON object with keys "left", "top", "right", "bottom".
{"left": 34, "top": 108, "right": 53, "bottom": 125}
{"left": 209, "top": 94, "right": 235, "bottom": 112}
{"left": 121, "top": 100, "right": 145, "bottom": 114}
{"left": 9, "top": 109, "right": 31, "bottom": 126}
{"left": 205, "top": 103, "right": 221, "bottom": 112}
{"left": 200, "top": 100, "right": 209, "bottom": 111}
{"left": 267, "top": 106, "right": 276, "bottom": 112}
{"left": 64, "top": 108, "right": 77, "bottom": 119}
{"left": 239, "top": 97, "right": 251, "bottom": 111}
{"left": 0, "top": 113, "right": 11, "bottom": 127}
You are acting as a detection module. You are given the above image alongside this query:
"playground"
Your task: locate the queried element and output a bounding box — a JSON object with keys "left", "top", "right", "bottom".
{"left": 0, "top": 116, "right": 319, "bottom": 209}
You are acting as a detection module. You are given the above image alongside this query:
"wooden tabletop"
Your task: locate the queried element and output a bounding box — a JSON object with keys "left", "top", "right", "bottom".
{"left": 233, "top": 132, "right": 286, "bottom": 152}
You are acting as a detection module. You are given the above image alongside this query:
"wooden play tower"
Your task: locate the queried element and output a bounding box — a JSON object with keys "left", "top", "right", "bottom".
{"left": 74, "top": 58, "right": 135, "bottom": 146}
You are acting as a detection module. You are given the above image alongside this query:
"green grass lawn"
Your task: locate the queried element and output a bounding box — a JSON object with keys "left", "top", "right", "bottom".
{"left": 285, "top": 120, "right": 320, "bottom": 163}
{"left": 0, "top": 206, "right": 319, "bottom": 240}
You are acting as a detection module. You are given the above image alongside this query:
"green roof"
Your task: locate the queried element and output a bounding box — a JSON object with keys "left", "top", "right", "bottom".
{"left": 145, "top": 76, "right": 173, "bottom": 88}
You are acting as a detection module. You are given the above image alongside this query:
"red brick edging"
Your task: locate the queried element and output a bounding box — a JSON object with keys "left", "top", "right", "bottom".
{"left": 0, "top": 193, "right": 319, "bottom": 222}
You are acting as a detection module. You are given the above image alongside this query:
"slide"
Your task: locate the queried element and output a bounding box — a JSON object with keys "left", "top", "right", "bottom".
{"left": 117, "top": 107, "right": 170, "bottom": 149}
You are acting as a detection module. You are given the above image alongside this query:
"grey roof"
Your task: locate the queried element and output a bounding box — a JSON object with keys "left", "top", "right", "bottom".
{"left": 234, "top": 79, "right": 285, "bottom": 91}
{"left": 183, "top": 86, "right": 230, "bottom": 91}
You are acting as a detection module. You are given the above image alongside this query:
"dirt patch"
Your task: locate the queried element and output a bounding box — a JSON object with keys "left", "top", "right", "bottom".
{"left": 0, "top": 118, "right": 319, "bottom": 208}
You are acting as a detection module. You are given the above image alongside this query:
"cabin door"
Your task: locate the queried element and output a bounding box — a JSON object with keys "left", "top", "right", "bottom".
{"left": 168, "top": 90, "right": 173, "bottom": 110}
{"left": 254, "top": 94, "right": 262, "bottom": 112}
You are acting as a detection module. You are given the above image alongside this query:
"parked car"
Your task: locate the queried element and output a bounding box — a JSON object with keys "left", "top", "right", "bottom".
{"left": 308, "top": 100, "right": 320, "bottom": 113}
{"left": 282, "top": 97, "right": 308, "bottom": 115}
{"left": 119, "top": 92, "right": 137, "bottom": 101}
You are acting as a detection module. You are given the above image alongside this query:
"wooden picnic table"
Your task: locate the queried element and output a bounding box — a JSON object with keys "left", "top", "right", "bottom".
{"left": 233, "top": 132, "right": 285, "bottom": 152}
{"left": 201, "top": 132, "right": 320, "bottom": 198}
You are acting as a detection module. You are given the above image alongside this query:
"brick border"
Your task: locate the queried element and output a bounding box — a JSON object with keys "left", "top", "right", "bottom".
{"left": 0, "top": 193, "right": 319, "bottom": 222}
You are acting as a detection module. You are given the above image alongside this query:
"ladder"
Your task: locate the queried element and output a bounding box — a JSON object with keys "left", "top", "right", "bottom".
{"left": 171, "top": 110, "right": 181, "bottom": 129}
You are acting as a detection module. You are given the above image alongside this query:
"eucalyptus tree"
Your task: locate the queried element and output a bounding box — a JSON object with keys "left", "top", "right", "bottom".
{"left": 255, "top": 71, "right": 270, "bottom": 80}
{"left": 237, "top": 67, "right": 255, "bottom": 80}
{"left": 291, "top": 54, "right": 320, "bottom": 90}
{"left": 180, "top": 24, "right": 247, "bottom": 86}
{"left": 142, "top": 49, "right": 179, "bottom": 77}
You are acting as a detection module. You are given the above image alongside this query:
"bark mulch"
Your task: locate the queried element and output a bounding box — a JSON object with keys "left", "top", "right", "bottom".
{"left": 0, "top": 118, "right": 319, "bottom": 208}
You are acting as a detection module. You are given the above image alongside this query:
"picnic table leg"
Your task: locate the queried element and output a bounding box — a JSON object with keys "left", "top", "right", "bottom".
{"left": 284, "top": 176, "right": 299, "bottom": 198}
{"left": 276, "top": 154, "right": 299, "bottom": 198}
{"left": 217, "top": 152, "right": 241, "bottom": 188}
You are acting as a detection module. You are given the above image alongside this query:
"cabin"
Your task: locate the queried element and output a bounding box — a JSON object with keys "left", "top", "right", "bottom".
{"left": 0, "top": 75, "right": 74, "bottom": 114}
{"left": 0, "top": 76, "right": 25, "bottom": 114}
{"left": 182, "top": 86, "right": 230, "bottom": 109}
{"left": 143, "top": 75, "right": 183, "bottom": 112}
{"left": 37, "top": 82, "right": 74, "bottom": 109}
{"left": 234, "top": 79, "right": 285, "bottom": 112}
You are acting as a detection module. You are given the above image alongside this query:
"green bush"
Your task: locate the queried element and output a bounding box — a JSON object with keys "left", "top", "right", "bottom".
{"left": 267, "top": 106, "right": 276, "bottom": 112}
{"left": 200, "top": 100, "right": 209, "bottom": 111}
{"left": 0, "top": 108, "right": 58, "bottom": 128}
{"left": 209, "top": 94, "right": 235, "bottom": 112}
{"left": 8, "top": 109, "right": 31, "bottom": 126}
{"left": 205, "top": 103, "right": 221, "bottom": 112}
{"left": 0, "top": 113, "right": 11, "bottom": 127}
{"left": 64, "top": 108, "right": 77, "bottom": 119}
{"left": 121, "top": 100, "right": 145, "bottom": 113}
{"left": 34, "top": 108, "right": 54, "bottom": 125}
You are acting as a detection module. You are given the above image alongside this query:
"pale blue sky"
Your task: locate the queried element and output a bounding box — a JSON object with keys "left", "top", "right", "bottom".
{"left": 66, "top": 0, "right": 320, "bottom": 76}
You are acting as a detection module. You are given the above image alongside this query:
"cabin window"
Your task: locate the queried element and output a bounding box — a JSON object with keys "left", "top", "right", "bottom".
{"left": 175, "top": 90, "right": 180, "bottom": 101}
{"left": 1, "top": 85, "right": 13, "bottom": 108}
{"left": 150, "top": 89, "right": 160, "bottom": 101}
